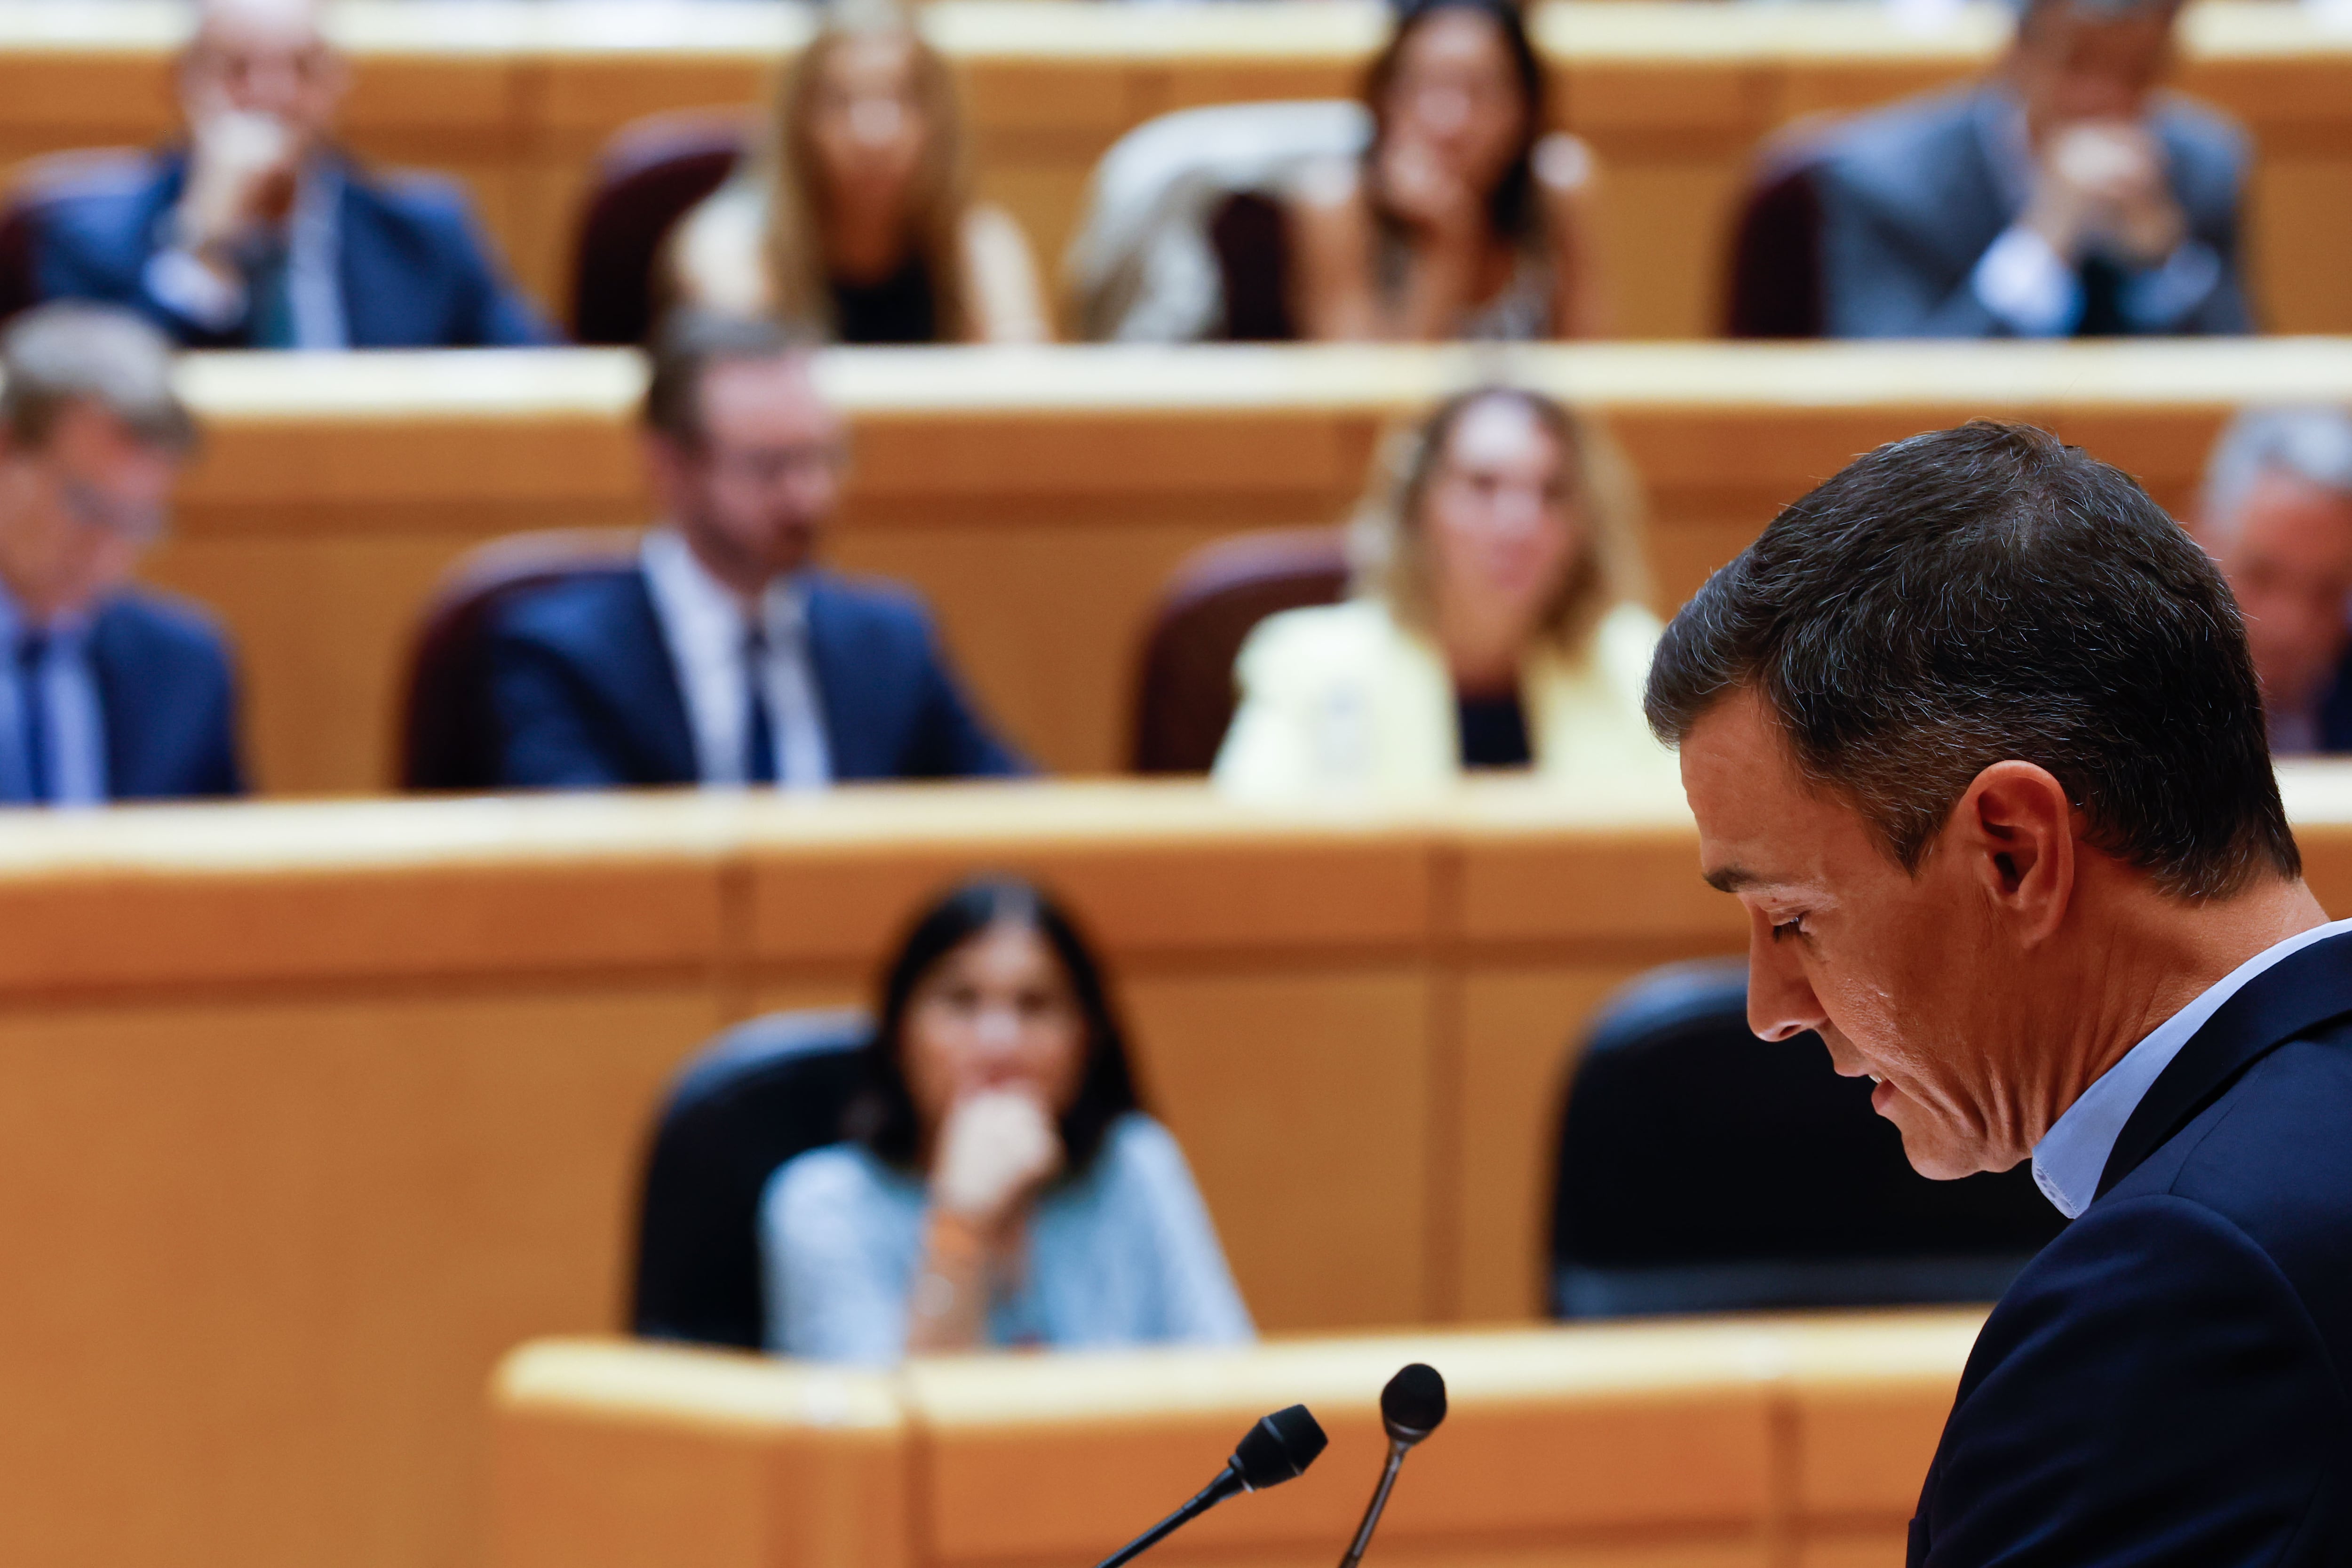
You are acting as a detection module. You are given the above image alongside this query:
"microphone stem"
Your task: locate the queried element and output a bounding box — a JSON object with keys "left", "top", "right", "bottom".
{"left": 1335, "top": 1440, "right": 1409, "bottom": 1568}
{"left": 1092, "top": 1462, "right": 1243, "bottom": 1568}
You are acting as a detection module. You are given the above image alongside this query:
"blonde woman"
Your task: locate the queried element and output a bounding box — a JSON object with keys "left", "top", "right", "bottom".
{"left": 665, "top": 2, "right": 1048, "bottom": 344}
{"left": 1213, "top": 387, "right": 1668, "bottom": 799}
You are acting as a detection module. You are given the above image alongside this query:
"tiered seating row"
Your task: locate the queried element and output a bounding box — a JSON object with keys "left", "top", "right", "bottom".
{"left": 8, "top": 772, "right": 2352, "bottom": 1568}
{"left": 156, "top": 338, "right": 2352, "bottom": 792}
{"left": 1, "top": 1, "right": 2348, "bottom": 340}
{"left": 489, "top": 1313, "right": 1993, "bottom": 1568}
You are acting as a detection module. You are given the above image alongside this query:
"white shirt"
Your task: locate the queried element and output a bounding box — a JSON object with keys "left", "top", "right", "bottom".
{"left": 638, "top": 529, "right": 830, "bottom": 789}
{"left": 1966, "top": 95, "right": 2224, "bottom": 339}
{"left": 0, "top": 583, "right": 106, "bottom": 806}
{"left": 2031, "top": 916, "right": 2352, "bottom": 1218}
{"left": 142, "top": 160, "right": 349, "bottom": 350}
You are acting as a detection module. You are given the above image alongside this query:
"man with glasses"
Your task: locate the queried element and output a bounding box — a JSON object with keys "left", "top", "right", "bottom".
{"left": 482, "top": 310, "right": 1024, "bottom": 789}
{"left": 0, "top": 303, "right": 244, "bottom": 804}
{"left": 32, "top": 0, "right": 548, "bottom": 349}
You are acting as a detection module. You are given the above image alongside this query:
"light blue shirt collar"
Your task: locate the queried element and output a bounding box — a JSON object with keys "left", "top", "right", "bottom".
{"left": 2031, "top": 915, "right": 2352, "bottom": 1218}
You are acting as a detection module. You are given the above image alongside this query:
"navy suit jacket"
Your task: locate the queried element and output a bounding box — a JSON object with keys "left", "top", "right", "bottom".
{"left": 1816, "top": 87, "right": 2253, "bottom": 339}
{"left": 32, "top": 150, "right": 552, "bottom": 349}
{"left": 482, "top": 566, "right": 1025, "bottom": 788}
{"left": 86, "top": 589, "right": 245, "bottom": 800}
{"left": 1908, "top": 931, "right": 2352, "bottom": 1566}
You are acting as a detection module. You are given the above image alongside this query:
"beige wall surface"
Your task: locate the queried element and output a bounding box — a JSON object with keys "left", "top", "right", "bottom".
{"left": 0, "top": 2, "right": 2344, "bottom": 340}
{"left": 150, "top": 338, "right": 2352, "bottom": 792}
{"left": 7, "top": 767, "right": 2352, "bottom": 1568}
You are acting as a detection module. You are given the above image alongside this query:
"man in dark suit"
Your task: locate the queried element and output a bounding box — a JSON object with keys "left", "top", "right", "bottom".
{"left": 1813, "top": 0, "right": 2251, "bottom": 338}
{"left": 32, "top": 0, "right": 549, "bottom": 350}
{"left": 0, "top": 303, "right": 244, "bottom": 803}
{"left": 1646, "top": 421, "right": 2349, "bottom": 1564}
{"left": 2193, "top": 406, "right": 2352, "bottom": 755}
{"left": 483, "top": 311, "right": 1023, "bottom": 789}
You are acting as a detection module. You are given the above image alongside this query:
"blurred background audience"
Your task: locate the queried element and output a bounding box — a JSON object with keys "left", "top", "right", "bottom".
{"left": 763, "top": 876, "right": 1251, "bottom": 1363}
{"left": 2197, "top": 407, "right": 2352, "bottom": 756}
{"left": 482, "top": 310, "right": 1023, "bottom": 789}
{"left": 0, "top": 303, "right": 242, "bottom": 804}
{"left": 1215, "top": 386, "right": 1664, "bottom": 799}
{"left": 32, "top": 0, "right": 550, "bottom": 350}
{"left": 1812, "top": 0, "right": 2249, "bottom": 339}
{"left": 665, "top": 2, "right": 1049, "bottom": 345}
{"left": 1288, "top": 0, "right": 1602, "bottom": 342}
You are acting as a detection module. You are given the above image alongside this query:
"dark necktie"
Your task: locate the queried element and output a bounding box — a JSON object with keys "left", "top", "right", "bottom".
{"left": 2076, "top": 255, "right": 2128, "bottom": 339}
{"left": 247, "top": 234, "right": 298, "bottom": 350}
{"left": 17, "top": 631, "right": 50, "bottom": 804}
{"left": 743, "top": 624, "right": 778, "bottom": 786}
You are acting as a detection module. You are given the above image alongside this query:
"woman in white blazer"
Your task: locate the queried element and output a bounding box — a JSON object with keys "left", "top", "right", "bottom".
{"left": 1214, "top": 386, "right": 1671, "bottom": 800}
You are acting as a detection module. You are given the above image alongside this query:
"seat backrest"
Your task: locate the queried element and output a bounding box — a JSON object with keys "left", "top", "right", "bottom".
{"left": 1065, "top": 100, "right": 1369, "bottom": 343}
{"left": 630, "top": 1008, "right": 873, "bottom": 1350}
{"left": 1720, "top": 117, "right": 1845, "bottom": 340}
{"left": 1550, "top": 960, "right": 2066, "bottom": 1318}
{"left": 0, "top": 148, "right": 155, "bottom": 327}
{"left": 569, "top": 108, "right": 750, "bottom": 345}
{"left": 396, "top": 527, "right": 645, "bottom": 791}
{"left": 1129, "top": 526, "right": 1351, "bottom": 774}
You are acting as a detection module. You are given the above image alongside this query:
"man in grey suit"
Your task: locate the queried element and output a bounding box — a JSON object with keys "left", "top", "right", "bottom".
{"left": 1814, "top": 0, "right": 2251, "bottom": 339}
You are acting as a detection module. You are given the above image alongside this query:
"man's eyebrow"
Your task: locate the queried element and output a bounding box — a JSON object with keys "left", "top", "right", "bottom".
{"left": 1703, "top": 864, "right": 1770, "bottom": 894}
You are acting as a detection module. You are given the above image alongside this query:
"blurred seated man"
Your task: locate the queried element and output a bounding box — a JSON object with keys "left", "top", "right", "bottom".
{"left": 1814, "top": 0, "right": 2250, "bottom": 339}
{"left": 0, "top": 304, "right": 245, "bottom": 804}
{"left": 33, "top": 0, "right": 550, "bottom": 349}
{"left": 2195, "top": 406, "right": 2352, "bottom": 755}
{"left": 483, "top": 310, "right": 1025, "bottom": 789}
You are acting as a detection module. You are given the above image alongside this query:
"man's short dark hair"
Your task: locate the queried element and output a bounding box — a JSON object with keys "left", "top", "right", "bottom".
{"left": 1645, "top": 421, "right": 2298, "bottom": 901}
{"left": 641, "top": 308, "right": 820, "bottom": 446}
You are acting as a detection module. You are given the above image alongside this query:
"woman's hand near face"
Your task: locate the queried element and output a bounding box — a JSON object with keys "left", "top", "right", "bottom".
{"left": 930, "top": 1087, "right": 1065, "bottom": 1227}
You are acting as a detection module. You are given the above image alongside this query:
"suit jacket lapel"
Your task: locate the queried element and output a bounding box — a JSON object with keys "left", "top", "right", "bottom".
{"left": 617, "top": 569, "right": 699, "bottom": 783}
{"left": 2097, "top": 929, "right": 2352, "bottom": 1199}
{"left": 798, "top": 575, "right": 854, "bottom": 776}
{"left": 86, "top": 606, "right": 137, "bottom": 798}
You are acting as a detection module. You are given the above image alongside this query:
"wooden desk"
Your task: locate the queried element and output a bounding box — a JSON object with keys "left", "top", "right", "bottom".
{"left": 155, "top": 338, "right": 2352, "bottom": 793}
{"left": 0, "top": 2, "right": 2346, "bottom": 341}
{"left": 489, "top": 1313, "right": 1991, "bottom": 1568}
{"left": 9, "top": 771, "right": 2352, "bottom": 1568}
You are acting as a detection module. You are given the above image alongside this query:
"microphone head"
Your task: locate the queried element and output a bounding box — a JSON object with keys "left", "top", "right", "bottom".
{"left": 1380, "top": 1364, "right": 1447, "bottom": 1445}
{"left": 1232, "top": 1404, "right": 1328, "bottom": 1490}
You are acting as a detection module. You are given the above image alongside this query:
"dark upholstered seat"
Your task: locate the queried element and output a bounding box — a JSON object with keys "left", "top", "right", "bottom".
{"left": 1128, "top": 526, "right": 1350, "bottom": 774}
{"left": 1720, "top": 119, "right": 1844, "bottom": 340}
{"left": 1550, "top": 960, "right": 2066, "bottom": 1318}
{"left": 397, "top": 527, "right": 644, "bottom": 791}
{"left": 631, "top": 1009, "right": 872, "bottom": 1351}
{"left": 0, "top": 149, "right": 154, "bottom": 326}
{"left": 568, "top": 109, "right": 749, "bottom": 346}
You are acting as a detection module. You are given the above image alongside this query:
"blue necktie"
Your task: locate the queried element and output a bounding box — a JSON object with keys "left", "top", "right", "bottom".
{"left": 17, "top": 631, "right": 50, "bottom": 804}
{"left": 744, "top": 624, "right": 778, "bottom": 786}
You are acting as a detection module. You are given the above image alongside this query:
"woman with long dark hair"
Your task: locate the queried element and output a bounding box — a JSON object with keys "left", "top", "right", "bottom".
{"left": 1287, "top": 0, "right": 1604, "bottom": 342}
{"left": 759, "top": 877, "right": 1250, "bottom": 1361}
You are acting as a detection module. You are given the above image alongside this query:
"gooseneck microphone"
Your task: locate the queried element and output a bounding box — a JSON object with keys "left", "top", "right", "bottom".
{"left": 1090, "top": 1404, "right": 1330, "bottom": 1568}
{"left": 1335, "top": 1364, "right": 1448, "bottom": 1568}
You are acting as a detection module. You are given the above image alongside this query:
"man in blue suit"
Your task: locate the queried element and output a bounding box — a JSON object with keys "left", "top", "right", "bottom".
{"left": 2192, "top": 407, "right": 2352, "bottom": 755}
{"left": 0, "top": 303, "right": 244, "bottom": 803}
{"left": 1647, "top": 422, "right": 2349, "bottom": 1564}
{"left": 483, "top": 311, "right": 1023, "bottom": 789}
{"left": 32, "top": 0, "right": 549, "bottom": 350}
{"left": 1813, "top": 0, "right": 2251, "bottom": 338}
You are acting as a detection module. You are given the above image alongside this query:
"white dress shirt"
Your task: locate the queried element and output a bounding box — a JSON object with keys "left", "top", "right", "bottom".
{"left": 0, "top": 583, "right": 107, "bottom": 806}
{"left": 2031, "top": 915, "right": 2352, "bottom": 1218}
{"left": 142, "top": 160, "right": 350, "bottom": 350}
{"left": 1966, "top": 95, "right": 2225, "bottom": 339}
{"left": 638, "top": 529, "right": 831, "bottom": 789}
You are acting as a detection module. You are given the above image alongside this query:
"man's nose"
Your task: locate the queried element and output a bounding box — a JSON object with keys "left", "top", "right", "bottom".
{"left": 1746, "top": 920, "right": 1829, "bottom": 1043}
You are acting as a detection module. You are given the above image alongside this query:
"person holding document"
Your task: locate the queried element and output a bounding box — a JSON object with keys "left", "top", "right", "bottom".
{"left": 1644, "top": 421, "right": 2350, "bottom": 1564}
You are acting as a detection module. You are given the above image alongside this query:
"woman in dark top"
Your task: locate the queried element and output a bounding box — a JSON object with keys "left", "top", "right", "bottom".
{"left": 665, "top": 3, "right": 1048, "bottom": 343}
{"left": 1288, "top": 0, "right": 1606, "bottom": 342}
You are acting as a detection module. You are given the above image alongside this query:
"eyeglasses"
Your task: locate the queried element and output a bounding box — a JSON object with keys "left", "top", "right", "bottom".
{"left": 58, "top": 476, "right": 168, "bottom": 546}
{"left": 698, "top": 442, "right": 850, "bottom": 489}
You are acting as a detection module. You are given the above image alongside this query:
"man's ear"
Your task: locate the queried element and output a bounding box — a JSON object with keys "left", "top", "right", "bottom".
{"left": 1952, "top": 760, "right": 2077, "bottom": 944}
{"left": 639, "top": 430, "right": 692, "bottom": 514}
